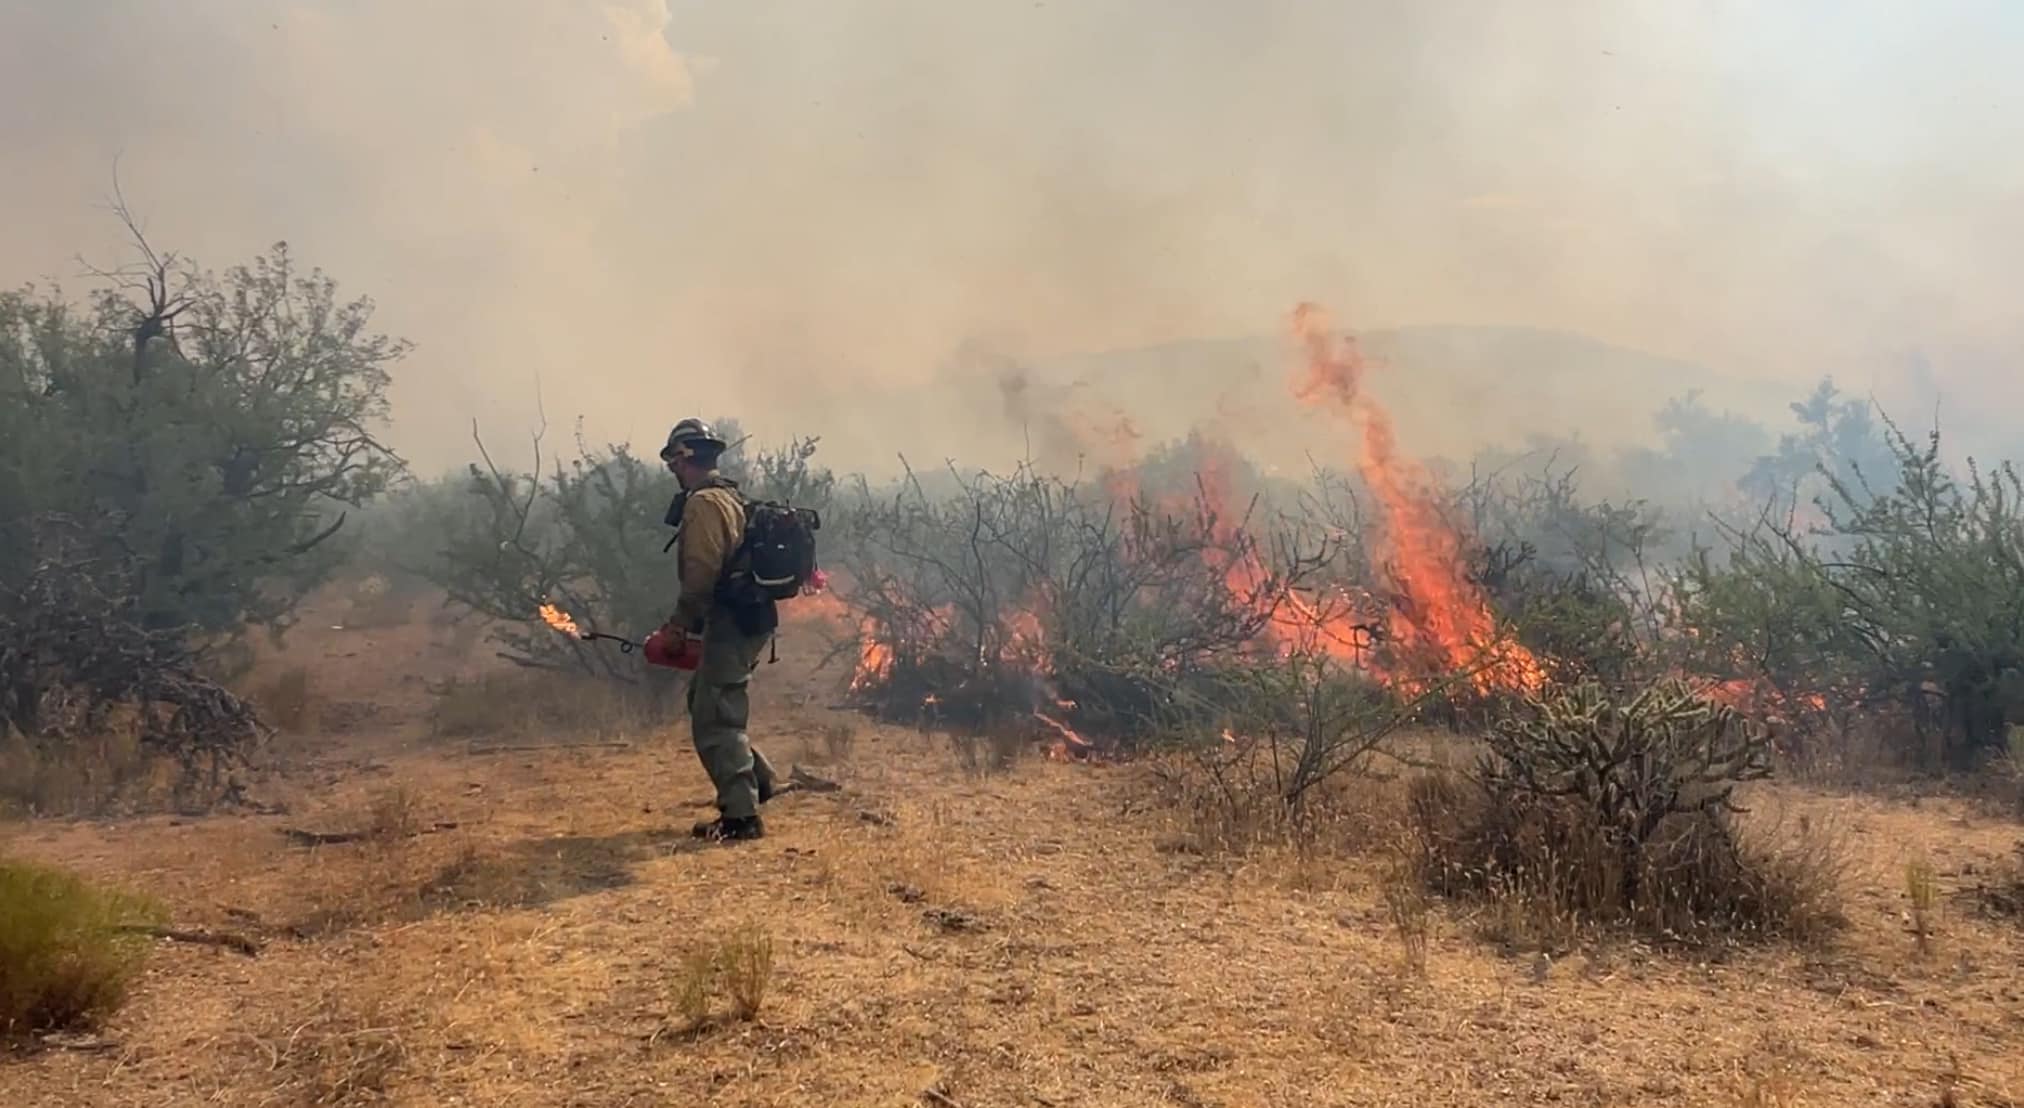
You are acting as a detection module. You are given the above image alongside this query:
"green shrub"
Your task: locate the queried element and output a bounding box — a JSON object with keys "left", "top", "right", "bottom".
{"left": 1672, "top": 420, "right": 2024, "bottom": 769}
{"left": 0, "top": 857, "right": 164, "bottom": 1037}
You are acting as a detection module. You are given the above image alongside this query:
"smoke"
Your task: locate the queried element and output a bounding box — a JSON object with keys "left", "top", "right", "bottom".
{"left": 2, "top": 1, "right": 2021, "bottom": 476}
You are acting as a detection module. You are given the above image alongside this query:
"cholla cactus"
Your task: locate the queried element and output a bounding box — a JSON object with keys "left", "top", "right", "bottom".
{"left": 1481, "top": 679, "right": 1771, "bottom": 896}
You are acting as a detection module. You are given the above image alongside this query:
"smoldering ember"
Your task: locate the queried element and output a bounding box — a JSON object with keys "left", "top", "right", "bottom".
{"left": 4, "top": 6, "right": 2024, "bottom": 1105}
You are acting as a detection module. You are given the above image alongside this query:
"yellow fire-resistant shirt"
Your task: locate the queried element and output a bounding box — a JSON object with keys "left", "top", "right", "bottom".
{"left": 673, "top": 483, "right": 746, "bottom": 631}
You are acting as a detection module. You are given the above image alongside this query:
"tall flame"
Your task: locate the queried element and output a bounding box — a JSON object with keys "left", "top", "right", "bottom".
{"left": 1291, "top": 303, "right": 1544, "bottom": 694}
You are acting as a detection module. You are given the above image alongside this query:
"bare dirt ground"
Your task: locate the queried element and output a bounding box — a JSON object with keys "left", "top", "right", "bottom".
{"left": 5, "top": 590, "right": 2023, "bottom": 1107}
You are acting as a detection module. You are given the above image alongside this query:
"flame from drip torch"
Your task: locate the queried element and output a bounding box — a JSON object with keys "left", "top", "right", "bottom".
{"left": 537, "top": 602, "right": 582, "bottom": 638}
{"left": 1035, "top": 710, "right": 1094, "bottom": 761}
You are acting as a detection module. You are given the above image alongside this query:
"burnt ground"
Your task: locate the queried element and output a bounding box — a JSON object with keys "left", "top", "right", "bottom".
{"left": 4, "top": 587, "right": 2023, "bottom": 1107}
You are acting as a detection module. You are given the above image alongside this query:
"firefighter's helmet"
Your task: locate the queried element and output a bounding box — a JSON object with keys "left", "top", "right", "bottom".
{"left": 660, "top": 417, "right": 727, "bottom": 464}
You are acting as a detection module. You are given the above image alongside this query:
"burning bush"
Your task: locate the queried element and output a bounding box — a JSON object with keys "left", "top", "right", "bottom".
{"left": 834, "top": 459, "right": 1352, "bottom": 752}
{"left": 1408, "top": 679, "right": 1839, "bottom": 941}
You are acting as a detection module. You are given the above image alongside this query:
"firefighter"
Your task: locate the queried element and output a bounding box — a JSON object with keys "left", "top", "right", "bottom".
{"left": 648, "top": 418, "right": 779, "bottom": 842}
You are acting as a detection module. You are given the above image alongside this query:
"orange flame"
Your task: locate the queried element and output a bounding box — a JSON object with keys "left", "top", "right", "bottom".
{"left": 1291, "top": 303, "right": 1544, "bottom": 695}
{"left": 851, "top": 615, "right": 895, "bottom": 692}
{"left": 1036, "top": 710, "right": 1095, "bottom": 761}
{"left": 537, "top": 602, "right": 582, "bottom": 638}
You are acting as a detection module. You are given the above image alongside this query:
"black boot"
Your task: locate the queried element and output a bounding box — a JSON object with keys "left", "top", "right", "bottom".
{"left": 690, "top": 814, "right": 764, "bottom": 842}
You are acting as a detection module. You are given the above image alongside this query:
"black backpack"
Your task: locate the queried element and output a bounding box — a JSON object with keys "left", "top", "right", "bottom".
{"left": 735, "top": 499, "right": 821, "bottom": 601}
{"left": 663, "top": 481, "right": 821, "bottom": 603}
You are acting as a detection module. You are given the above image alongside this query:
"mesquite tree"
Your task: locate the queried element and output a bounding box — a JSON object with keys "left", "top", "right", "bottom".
{"left": 0, "top": 217, "right": 402, "bottom": 788}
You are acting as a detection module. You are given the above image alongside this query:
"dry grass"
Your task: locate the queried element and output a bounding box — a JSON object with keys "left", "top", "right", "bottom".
{"left": 337, "top": 572, "right": 417, "bottom": 631}
{"left": 0, "top": 729, "right": 167, "bottom": 817}
{"left": 718, "top": 931, "right": 775, "bottom": 1021}
{"left": 948, "top": 722, "right": 1027, "bottom": 778}
{"left": 666, "top": 930, "right": 777, "bottom": 1030}
{"left": 0, "top": 856, "right": 163, "bottom": 1037}
{"left": 1729, "top": 1069, "right": 1803, "bottom": 1108}
{"left": 1905, "top": 856, "right": 1940, "bottom": 955}
{"left": 255, "top": 984, "right": 410, "bottom": 1105}
{"left": 1378, "top": 848, "right": 1432, "bottom": 977}
{"left": 817, "top": 719, "right": 859, "bottom": 764}
{"left": 672, "top": 946, "right": 715, "bottom": 1028}
{"left": 252, "top": 665, "right": 318, "bottom": 733}
{"left": 426, "top": 669, "right": 664, "bottom": 743}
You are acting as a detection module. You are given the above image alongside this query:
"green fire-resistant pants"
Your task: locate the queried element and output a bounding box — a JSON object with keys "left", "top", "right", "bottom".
{"left": 686, "top": 606, "right": 777, "bottom": 820}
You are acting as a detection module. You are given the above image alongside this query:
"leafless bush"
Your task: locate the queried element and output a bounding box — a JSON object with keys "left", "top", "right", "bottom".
{"left": 0, "top": 519, "right": 267, "bottom": 805}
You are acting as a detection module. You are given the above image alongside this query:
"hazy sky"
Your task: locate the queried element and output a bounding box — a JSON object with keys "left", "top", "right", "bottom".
{"left": 2, "top": 1, "right": 2020, "bottom": 475}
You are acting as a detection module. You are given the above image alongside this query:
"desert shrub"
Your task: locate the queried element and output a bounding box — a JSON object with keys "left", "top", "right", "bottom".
{"left": 1673, "top": 420, "right": 2024, "bottom": 770}
{"left": 1461, "top": 463, "right": 1669, "bottom": 689}
{"left": 0, "top": 236, "right": 402, "bottom": 639}
{"left": 1408, "top": 680, "right": 1837, "bottom": 941}
{"left": 0, "top": 857, "right": 164, "bottom": 1037}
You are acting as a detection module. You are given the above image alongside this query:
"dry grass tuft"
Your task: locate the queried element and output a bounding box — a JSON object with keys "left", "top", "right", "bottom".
{"left": 948, "top": 723, "right": 1025, "bottom": 778}
{"left": 1379, "top": 848, "right": 1432, "bottom": 977}
{"left": 284, "top": 806, "right": 446, "bottom": 936}
{"left": 718, "top": 932, "right": 775, "bottom": 1020}
{"left": 673, "top": 946, "right": 716, "bottom": 1028}
{"left": 364, "top": 785, "right": 424, "bottom": 843}
{"left": 818, "top": 720, "right": 859, "bottom": 764}
{"left": 1730, "top": 1069, "right": 1803, "bottom": 1107}
{"left": 1904, "top": 857, "right": 1940, "bottom": 956}
{"left": 338, "top": 573, "right": 417, "bottom": 631}
{"left": 253, "top": 665, "right": 318, "bottom": 733}
{"left": 1972, "top": 841, "right": 2024, "bottom": 923}
{"left": 670, "top": 930, "right": 777, "bottom": 1029}
{"left": 0, "top": 856, "right": 163, "bottom": 1037}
